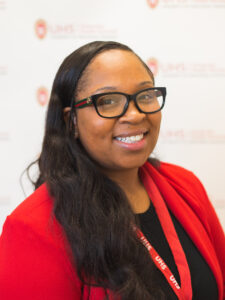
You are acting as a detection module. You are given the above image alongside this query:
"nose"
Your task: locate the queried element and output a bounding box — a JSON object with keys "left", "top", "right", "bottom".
{"left": 119, "top": 100, "right": 146, "bottom": 123}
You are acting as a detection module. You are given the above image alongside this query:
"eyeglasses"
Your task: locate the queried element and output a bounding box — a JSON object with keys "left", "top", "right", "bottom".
{"left": 74, "top": 87, "right": 166, "bottom": 119}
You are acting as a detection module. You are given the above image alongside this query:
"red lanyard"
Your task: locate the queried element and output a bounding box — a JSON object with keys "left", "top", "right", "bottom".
{"left": 134, "top": 225, "right": 182, "bottom": 298}
{"left": 138, "top": 166, "right": 193, "bottom": 300}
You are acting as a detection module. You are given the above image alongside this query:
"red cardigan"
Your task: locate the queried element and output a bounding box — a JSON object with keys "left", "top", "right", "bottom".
{"left": 0, "top": 161, "right": 224, "bottom": 300}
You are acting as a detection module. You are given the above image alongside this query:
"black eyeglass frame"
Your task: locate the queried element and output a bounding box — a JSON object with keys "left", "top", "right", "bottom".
{"left": 74, "top": 87, "right": 167, "bottom": 119}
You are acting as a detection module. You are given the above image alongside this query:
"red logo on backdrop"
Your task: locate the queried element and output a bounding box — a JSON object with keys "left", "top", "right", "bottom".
{"left": 147, "top": 0, "right": 159, "bottom": 8}
{"left": 147, "top": 58, "right": 158, "bottom": 76}
{"left": 37, "top": 87, "right": 49, "bottom": 106}
{"left": 35, "top": 19, "right": 47, "bottom": 39}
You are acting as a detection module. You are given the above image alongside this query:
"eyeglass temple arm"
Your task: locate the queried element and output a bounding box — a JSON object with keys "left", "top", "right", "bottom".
{"left": 74, "top": 97, "right": 92, "bottom": 108}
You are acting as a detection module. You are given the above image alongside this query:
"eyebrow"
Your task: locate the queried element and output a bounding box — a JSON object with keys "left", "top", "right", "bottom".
{"left": 94, "top": 86, "right": 117, "bottom": 93}
{"left": 138, "top": 81, "right": 154, "bottom": 87}
{"left": 93, "top": 81, "right": 154, "bottom": 93}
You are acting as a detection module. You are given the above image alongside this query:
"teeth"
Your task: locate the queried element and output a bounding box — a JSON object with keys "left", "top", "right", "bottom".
{"left": 115, "top": 134, "right": 144, "bottom": 143}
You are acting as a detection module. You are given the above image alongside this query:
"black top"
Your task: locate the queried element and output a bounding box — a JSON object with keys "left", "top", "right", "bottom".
{"left": 136, "top": 203, "right": 218, "bottom": 300}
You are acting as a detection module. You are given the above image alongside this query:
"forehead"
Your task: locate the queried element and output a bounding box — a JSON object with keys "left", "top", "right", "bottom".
{"left": 77, "top": 49, "right": 153, "bottom": 96}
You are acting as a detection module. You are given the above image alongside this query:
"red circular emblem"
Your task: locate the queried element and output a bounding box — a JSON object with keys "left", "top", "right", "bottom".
{"left": 147, "top": 0, "right": 159, "bottom": 8}
{"left": 35, "top": 19, "right": 47, "bottom": 39}
{"left": 37, "top": 87, "right": 49, "bottom": 106}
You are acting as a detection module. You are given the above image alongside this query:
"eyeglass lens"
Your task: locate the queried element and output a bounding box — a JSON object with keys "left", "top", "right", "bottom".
{"left": 96, "top": 89, "right": 163, "bottom": 118}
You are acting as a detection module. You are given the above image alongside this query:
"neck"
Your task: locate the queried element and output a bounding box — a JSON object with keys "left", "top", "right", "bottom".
{"left": 102, "top": 166, "right": 139, "bottom": 189}
{"left": 100, "top": 166, "right": 150, "bottom": 213}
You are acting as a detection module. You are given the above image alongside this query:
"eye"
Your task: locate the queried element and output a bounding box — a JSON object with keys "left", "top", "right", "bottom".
{"left": 138, "top": 91, "right": 155, "bottom": 103}
{"left": 97, "top": 95, "right": 121, "bottom": 106}
{"left": 98, "top": 98, "right": 114, "bottom": 105}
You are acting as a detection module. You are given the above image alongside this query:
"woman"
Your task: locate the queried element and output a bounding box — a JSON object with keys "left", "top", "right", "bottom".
{"left": 0, "top": 41, "right": 224, "bottom": 300}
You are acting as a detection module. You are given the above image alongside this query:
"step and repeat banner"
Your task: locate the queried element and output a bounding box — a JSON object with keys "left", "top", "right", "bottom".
{"left": 0, "top": 0, "right": 225, "bottom": 231}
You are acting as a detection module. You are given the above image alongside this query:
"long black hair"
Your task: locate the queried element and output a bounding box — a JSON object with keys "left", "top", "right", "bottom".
{"left": 26, "top": 41, "right": 164, "bottom": 299}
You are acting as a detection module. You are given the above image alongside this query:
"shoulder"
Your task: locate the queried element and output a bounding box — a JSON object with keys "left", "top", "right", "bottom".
{"left": 158, "top": 161, "right": 196, "bottom": 180}
{"left": 0, "top": 184, "right": 82, "bottom": 298}
{"left": 1, "top": 183, "right": 66, "bottom": 251}
{"left": 8, "top": 183, "right": 54, "bottom": 227}
{"left": 155, "top": 161, "right": 207, "bottom": 197}
{"left": 0, "top": 182, "right": 73, "bottom": 272}
{"left": 147, "top": 161, "right": 223, "bottom": 234}
{"left": 144, "top": 160, "right": 212, "bottom": 211}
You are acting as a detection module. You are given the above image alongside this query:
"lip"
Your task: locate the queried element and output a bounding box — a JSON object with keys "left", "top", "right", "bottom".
{"left": 113, "top": 132, "right": 148, "bottom": 151}
{"left": 113, "top": 129, "right": 149, "bottom": 138}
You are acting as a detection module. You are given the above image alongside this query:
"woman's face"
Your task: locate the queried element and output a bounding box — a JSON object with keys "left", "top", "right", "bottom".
{"left": 74, "top": 49, "right": 161, "bottom": 172}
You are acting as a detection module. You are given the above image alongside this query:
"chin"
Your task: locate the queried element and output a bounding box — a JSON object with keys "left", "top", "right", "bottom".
{"left": 116, "top": 157, "right": 149, "bottom": 170}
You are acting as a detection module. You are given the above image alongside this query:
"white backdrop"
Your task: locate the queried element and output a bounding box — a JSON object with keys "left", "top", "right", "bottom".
{"left": 0, "top": 0, "right": 225, "bottom": 232}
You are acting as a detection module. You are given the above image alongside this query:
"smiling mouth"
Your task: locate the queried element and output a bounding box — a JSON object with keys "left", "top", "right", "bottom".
{"left": 114, "top": 132, "right": 148, "bottom": 144}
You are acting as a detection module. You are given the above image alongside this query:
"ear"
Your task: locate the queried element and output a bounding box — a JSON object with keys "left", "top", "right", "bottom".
{"left": 63, "top": 107, "right": 79, "bottom": 138}
{"left": 63, "top": 107, "right": 72, "bottom": 123}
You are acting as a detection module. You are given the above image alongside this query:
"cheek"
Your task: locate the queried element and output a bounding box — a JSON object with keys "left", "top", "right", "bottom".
{"left": 147, "top": 113, "right": 162, "bottom": 144}
{"left": 147, "top": 112, "right": 161, "bottom": 131}
{"left": 76, "top": 109, "right": 114, "bottom": 153}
